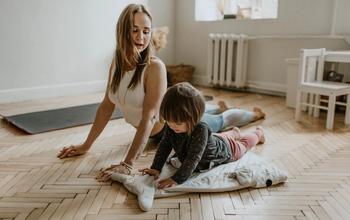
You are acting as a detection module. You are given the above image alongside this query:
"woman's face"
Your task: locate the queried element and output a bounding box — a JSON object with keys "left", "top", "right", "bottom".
{"left": 132, "top": 12, "right": 152, "bottom": 52}
{"left": 167, "top": 121, "right": 188, "bottom": 134}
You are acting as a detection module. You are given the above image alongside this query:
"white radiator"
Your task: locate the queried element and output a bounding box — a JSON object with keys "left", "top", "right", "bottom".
{"left": 207, "top": 34, "right": 248, "bottom": 88}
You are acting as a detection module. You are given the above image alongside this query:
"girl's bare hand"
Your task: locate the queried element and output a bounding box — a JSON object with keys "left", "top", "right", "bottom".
{"left": 157, "top": 178, "right": 177, "bottom": 189}
{"left": 139, "top": 168, "right": 160, "bottom": 179}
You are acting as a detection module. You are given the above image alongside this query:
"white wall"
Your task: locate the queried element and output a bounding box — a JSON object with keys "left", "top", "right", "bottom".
{"left": 1, "top": 0, "right": 350, "bottom": 103}
{"left": 335, "top": 0, "right": 350, "bottom": 43}
{"left": 175, "top": 0, "right": 350, "bottom": 93}
{"left": 149, "top": 0, "right": 175, "bottom": 65}
{"left": 0, "top": 0, "right": 175, "bottom": 103}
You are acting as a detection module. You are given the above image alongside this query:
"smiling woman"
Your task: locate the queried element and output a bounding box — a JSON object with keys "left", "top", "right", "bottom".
{"left": 57, "top": 4, "right": 168, "bottom": 181}
{"left": 132, "top": 14, "right": 151, "bottom": 50}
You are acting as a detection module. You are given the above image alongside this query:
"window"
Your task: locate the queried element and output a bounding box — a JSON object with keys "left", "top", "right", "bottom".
{"left": 195, "top": 0, "right": 278, "bottom": 21}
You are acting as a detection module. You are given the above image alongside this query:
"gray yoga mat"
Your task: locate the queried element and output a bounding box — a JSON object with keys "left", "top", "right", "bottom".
{"left": 2, "top": 103, "right": 123, "bottom": 134}
{"left": 2, "top": 95, "right": 213, "bottom": 135}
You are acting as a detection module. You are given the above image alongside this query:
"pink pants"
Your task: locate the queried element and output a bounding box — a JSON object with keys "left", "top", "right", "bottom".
{"left": 216, "top": 128, "right": 262, "bottom": 161}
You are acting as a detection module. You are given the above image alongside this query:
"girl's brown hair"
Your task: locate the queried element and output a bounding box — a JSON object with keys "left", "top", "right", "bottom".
{"left": 160, "top": 82, "right": 205, "bottom": 134}
{"left": 110, "top": 4, "right": 154, "bottom": 93}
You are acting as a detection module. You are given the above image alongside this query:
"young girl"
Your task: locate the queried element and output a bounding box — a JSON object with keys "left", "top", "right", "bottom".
{"left": 141, "top": 82, "right": 265, "bottom": 189}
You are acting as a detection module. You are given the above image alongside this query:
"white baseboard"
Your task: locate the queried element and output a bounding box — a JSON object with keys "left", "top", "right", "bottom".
{"left": 192, "top": 75, "right": 286, "bottom": 94}
{"left": 0, "top": 80, "right": 107, "bottom": 104}
{"left": 246, "top": 80, "right": 286, "bottom": 93}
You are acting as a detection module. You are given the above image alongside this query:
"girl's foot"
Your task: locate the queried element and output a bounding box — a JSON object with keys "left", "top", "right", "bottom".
{"left": 253, "top": 107, "right": 266, "bottom": 120}
{"left": 217, "top": 100, "right": 229, "bottom": 113}
{"left": 256, "top": 126, "right": 265, "bottom": 144}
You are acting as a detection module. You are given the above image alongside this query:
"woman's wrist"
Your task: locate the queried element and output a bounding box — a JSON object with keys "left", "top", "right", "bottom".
{"left": 120, "top": 161, "right": 134, "bottom": 169}
{"left": 82, "top": 141, "right": 92, "bottom": 149}
{"left": 123, "top": 159, "right": 134, "bottom": 167}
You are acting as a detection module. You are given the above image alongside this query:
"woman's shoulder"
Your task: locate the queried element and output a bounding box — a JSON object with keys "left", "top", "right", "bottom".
{"left": 147, "top": 56, "right": 166, "bottom": 72}
{"left": 144, "top": 56, "right": 167, "bottom": 83}
{"left": 150, "top": 56, "right": 164, "bottom": 64}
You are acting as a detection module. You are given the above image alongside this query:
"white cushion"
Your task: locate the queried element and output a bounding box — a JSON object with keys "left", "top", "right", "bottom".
{"left": 111, "top": 151, "right": 287, "bottom": 211}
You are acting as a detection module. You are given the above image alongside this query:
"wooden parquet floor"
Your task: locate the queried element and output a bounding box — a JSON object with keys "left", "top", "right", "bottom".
{"left": 0, "top": 88, "right": 350, "bottom": 220}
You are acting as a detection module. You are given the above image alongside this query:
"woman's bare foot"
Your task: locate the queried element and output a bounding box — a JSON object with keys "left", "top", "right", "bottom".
{"left": 217, "top": 100, "right": 229, "bottom": 113}
{"left": 253, "top": 107, "right": 266, "bottom": 120}
{"left": 256, "top": 126, "right": 265, "bottom": 144}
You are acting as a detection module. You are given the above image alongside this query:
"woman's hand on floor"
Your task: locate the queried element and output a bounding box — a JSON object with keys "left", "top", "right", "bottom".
{"left": 57, "top": 144, "right": 89, "bottom": 159}
{"left": 95, "top": 163, "right": 131, "bottom": 182}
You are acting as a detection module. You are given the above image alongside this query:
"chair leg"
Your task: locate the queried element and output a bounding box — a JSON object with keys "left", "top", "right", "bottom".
{"left": 326, "top": 94, "right": 336, "bottom": 130}
{"left": 314, "top": 94, "right": 320, "bottom": 118}
{"left": 301, "top": 92, "right": 307, "bottom": 112}
{"left": 308, "top": 93, "right": 314, "bottom": 115}
{"left": 345, "top": 94, "right": 350, "bottom": 124}
{"left": 295, "top": 89, "right": 302, "bottom": 121}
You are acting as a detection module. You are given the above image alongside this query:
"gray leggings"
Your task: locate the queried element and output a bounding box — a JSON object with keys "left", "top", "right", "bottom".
{"left": 202, "top": 104, "right": 255, "bottom": 132}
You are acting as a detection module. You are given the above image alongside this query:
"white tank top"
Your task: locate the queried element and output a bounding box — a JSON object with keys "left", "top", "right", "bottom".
{"left": 108, "top": 67, "right": 146, "bottom": 127}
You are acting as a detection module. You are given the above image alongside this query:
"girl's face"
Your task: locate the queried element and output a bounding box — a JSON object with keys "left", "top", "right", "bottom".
{"left": 167, "top": 121, "right": 188, "bottom": 134}
{"left": 132, "top": 12, "right": 152, "bottom": 52}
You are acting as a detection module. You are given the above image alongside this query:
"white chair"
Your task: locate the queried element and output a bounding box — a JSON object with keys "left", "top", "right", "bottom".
{"left": 295, "top": 48, "right": 350, "bottom": 130}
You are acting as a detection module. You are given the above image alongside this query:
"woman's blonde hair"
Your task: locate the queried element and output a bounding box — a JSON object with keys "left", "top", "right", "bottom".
{"left": 110, "top": 4, "right": 154, "bottom": 93}
{"left": 160, "top": 82, "right": 205, "bottom": 134}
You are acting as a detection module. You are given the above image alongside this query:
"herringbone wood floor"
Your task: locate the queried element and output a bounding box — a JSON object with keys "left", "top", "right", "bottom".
{"left": 0, "top": 88, "right": 350, "bottom": 220}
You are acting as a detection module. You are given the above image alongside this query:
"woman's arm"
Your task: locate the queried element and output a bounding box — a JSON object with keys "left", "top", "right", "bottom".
{"left": 82, "top": 95, "right": 115, "bottom": 148}
{"left": 123, "top": 59, "right": 167, "bottom": 165}
{"left": 83, "top": 58, "right": 118, "bottom": 148}
{"left": 57, "top": 59, "right": 116, "bottom": 158}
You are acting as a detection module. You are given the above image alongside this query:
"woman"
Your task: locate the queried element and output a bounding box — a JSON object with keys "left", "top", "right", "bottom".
{"left": 57, "top": 4, "right": 265, "bottom": 182}
{"left": 58, "top": 4, "right": 166, "bottom": 180}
